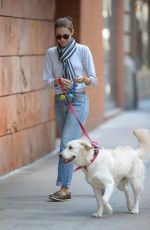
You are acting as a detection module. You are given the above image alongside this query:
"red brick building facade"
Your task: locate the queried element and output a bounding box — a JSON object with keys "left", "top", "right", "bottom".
{"left": 0, "top": 0, "right": 56, "bottom": 175}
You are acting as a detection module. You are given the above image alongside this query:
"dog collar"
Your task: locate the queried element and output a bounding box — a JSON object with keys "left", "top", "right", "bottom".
{"left": 74, "top": 148, "right": 100, "bottom": 172}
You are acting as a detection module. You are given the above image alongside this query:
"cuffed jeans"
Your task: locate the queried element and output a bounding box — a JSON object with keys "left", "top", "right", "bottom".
{"left": 55, "top": 92, "right": 89, "bottom": 188}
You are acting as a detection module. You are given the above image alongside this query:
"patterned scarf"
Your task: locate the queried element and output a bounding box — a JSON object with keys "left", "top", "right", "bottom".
{"left": 57, "top": 38, "right": 77, "bottom": 80}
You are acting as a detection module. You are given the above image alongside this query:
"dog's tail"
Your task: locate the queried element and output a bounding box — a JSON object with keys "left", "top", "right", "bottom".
{"left": 133, "top": 129, "right": 150, "bottom": 161}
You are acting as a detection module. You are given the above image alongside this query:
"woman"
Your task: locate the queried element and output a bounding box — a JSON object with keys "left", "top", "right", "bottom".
{"left": 43, "top": 17, "right": 97, "bottom": 201}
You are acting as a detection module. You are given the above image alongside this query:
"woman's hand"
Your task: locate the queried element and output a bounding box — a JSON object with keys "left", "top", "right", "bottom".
{"left": 54, "top": 78, "right": 72, "bottom": 90}
{"left": 74, "top": 76, "right": 91, "bottom": 85}
{"left": 61, "top": 78, "right": 72, "bottom": 90}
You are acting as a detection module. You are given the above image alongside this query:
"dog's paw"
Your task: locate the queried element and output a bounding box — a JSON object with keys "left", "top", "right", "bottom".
{"left": 107, "top": 206, "right": 113, "bottom": 214}
{"left": 130, "top": 209, "right": 139, "bottom": 214}
{"left": 103, "top": 200, "right": 113, "bottom": 214}
{"left": 92, "top": 212, "right": 102, "bottom": 218}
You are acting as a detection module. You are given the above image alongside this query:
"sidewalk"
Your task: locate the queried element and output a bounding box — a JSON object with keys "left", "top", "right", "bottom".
{"left": 0, "top": 99, "right": 150, "bottom": 230}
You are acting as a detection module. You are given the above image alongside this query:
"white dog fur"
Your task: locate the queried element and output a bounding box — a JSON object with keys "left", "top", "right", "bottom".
{"left": 62, "top": 129, "right": 150, "bottom": 217}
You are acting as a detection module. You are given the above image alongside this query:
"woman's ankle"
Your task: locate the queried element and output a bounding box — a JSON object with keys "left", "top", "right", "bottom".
{"left": 60, "top": 187, "right": 69, "bottom": 194}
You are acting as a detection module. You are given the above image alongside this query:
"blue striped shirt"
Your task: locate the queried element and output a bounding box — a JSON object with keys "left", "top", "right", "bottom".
{"left": 43, "top": 43, "right": 97, "bottom": 94}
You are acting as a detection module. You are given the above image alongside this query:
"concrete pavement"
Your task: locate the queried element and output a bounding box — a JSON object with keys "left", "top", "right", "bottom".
{"left": 0, "top": 98, "right": 150, "bottom": 230}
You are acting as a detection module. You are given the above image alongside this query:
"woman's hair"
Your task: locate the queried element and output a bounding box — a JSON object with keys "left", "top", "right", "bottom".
{"left": 55, "top": 17, "right": 74, "bottom": 32}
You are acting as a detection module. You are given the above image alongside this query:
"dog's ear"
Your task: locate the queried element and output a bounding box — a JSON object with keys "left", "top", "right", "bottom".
{"left": 80, "top": 141, "right": 93, "bottom": 151}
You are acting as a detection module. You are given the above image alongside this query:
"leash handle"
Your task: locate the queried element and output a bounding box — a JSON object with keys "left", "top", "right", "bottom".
{"left": 57, "top": 78, "right": 98, "bottom": 147}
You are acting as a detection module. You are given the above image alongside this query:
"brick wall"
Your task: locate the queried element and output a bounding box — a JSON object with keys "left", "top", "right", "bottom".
{"left": 0, "top": 0, "right": 56, "bottom": 175}
{"left": 80, "top": 0, "right": 104, "bottom": 129}
{"left": 110, "top": 0, "right": 125, "bottom": 108}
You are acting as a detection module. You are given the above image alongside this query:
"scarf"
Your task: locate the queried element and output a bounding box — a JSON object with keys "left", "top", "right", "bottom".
{"left": 57, "top": 38, "right": 77, "bottom": 80}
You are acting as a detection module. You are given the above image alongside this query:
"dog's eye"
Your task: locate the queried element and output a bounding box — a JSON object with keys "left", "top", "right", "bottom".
{"left": 69, "top": 146, "right": 73, "bottom": 150}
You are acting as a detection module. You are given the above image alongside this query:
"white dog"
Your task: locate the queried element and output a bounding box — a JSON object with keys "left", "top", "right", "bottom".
{"left": 61, "top": 129, "right": 150, "bottom": 217}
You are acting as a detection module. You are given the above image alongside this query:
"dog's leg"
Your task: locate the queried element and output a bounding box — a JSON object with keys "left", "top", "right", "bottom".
{"left": 95, "top": 172, "right": 114, "bottom": 214}
{"left": 124, "top": 186, "right": 133, "bottom": 212}
{"left": 129, "top": 161, "right": 145, "bottom": 214}
{"left": 92, "top": 187, "right": 103, "bottom": 218}
{"left": 118, "top": 178, "right": 132, "bottom": 211}
{"left": 130, "top": 178, "right": 142, "bottom": 214}
{"left": 102, "top": 183, "right": 114, "bottom": 214}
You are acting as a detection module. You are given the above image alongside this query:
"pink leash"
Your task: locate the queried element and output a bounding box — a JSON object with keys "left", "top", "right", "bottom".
{"left": 57, "top": 78, "right": 98, "bottom": 148}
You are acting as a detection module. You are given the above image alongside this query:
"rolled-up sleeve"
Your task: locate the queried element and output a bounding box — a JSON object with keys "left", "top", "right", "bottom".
{"left": 83, "top": 46, "right": 97, "bottom": 86}
{"left": 43, "top": 49, "right": 55, "bottom": 88}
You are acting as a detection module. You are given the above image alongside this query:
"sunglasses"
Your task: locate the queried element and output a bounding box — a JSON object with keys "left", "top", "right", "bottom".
{"left": 56, "top": 34, "right": 70, "bottom": 40}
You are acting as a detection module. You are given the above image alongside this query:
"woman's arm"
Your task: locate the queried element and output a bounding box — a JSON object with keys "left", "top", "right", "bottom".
{"left": 74, "top": 45, "right": 97, "bottom": 86}
{"left": 81, "top": 45, "right": 97, "bottom": 86}
{"left": 43, "top": 49, "right": 56, "bottom": 88}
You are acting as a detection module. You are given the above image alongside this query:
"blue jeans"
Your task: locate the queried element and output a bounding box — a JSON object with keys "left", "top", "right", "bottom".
{"left": 55, "top": 92, "right": 89, "bottom": 188}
